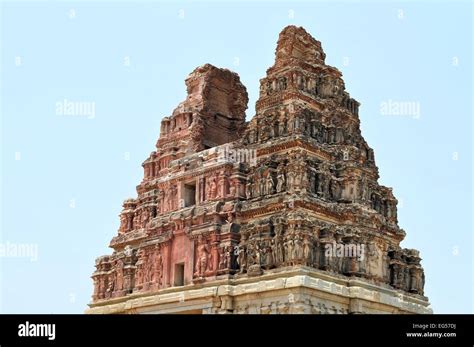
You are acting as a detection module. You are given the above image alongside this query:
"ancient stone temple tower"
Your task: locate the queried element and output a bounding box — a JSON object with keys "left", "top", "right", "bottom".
{"left": 87, "top": 26, "right": 431, "bottom": 314}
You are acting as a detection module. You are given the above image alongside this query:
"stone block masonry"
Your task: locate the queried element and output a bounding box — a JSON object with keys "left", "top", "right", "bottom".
{"left": 87, "top": 26, "right": 431, "bottom": 314}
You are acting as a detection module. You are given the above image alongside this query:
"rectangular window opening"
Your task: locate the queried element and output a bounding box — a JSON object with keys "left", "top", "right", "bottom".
{"left": 184, "top": 183, "right": 196, "bottom": 207}
{"left": 174, "top": 263, "right": 185, "bottom": 287}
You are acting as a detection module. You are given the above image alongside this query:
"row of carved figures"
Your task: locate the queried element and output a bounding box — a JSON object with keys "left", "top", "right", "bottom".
{"left": 118, "top": 175, "right": 396, "bottom": 236}
{"left": 94, "top": 247, "right": 164, "bottom": 300}
{"left": 135, "top": 246, "right": 164, "bottom": 291}
{"left": 261, "top": 74, "right": 342, "bottom": 99}
{"left": 244, "top": 163, "right": 395, "bottom": 217}
{"left": 260, "top": 72, "right": 358, "bottom": 114}
{"left": 92, "top": 233, "right": 424, "bottom": 302}
{"left": 246, "top": 117, "right": 351, "bottom": 145}
{"left": 237, "top": 230, "right": 372, "bottom": 275}
{"left": 237, "top": 232, "right": 316, "bottom": 271}
{"left": 235, "top": 230, "right": 424, "bottom": 294}
{"left": 119, "top": 175, "right": 237, "bottom": 233}
{"left": 193, "top": 239, "right": 235, "bottom": 277}
{"left": 146, "top": 116, "right": 366, "bottom": 181}
{"left": 119, "top": 204, "right": 157, "bottom": 233}
{"left": 92, "top": 246, "right": 165, "bottom": 301}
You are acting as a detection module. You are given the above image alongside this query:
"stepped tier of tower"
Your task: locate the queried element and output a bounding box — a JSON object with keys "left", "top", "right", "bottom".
{"left": 90, "top": 26, "right": 426, "bottom": 307}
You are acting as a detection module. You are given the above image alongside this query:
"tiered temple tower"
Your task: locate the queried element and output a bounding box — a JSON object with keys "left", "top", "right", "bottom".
{"left": 87, "top": 26, "right": 431, "bottom": 314}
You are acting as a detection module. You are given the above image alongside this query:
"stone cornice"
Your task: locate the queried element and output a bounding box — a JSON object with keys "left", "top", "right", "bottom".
{"left": 86, "top": 267, "right": 431, "bottom": 314}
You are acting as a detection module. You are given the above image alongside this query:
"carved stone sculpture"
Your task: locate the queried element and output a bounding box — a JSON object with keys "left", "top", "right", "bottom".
{"left": 90, "top": 26, "right": 429, "bottom": 315}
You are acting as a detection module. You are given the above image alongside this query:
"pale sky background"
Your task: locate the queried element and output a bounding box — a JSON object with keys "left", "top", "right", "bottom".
{"left": 1, "top": 0, "right": 472, "bottom": 313}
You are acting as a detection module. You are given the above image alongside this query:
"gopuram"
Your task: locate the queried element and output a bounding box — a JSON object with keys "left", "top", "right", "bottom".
{"left": 87, "top": 26, "right": 431, "bottom": 314}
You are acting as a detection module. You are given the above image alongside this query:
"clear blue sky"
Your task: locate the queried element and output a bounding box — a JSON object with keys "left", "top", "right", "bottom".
{"left": 1, "top": 0, "right": 472, "bottom": 313}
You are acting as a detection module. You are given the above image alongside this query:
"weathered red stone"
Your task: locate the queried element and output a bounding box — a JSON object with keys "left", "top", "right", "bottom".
{"left": 90, "top": 26, "right": 427, "bottom": 310}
